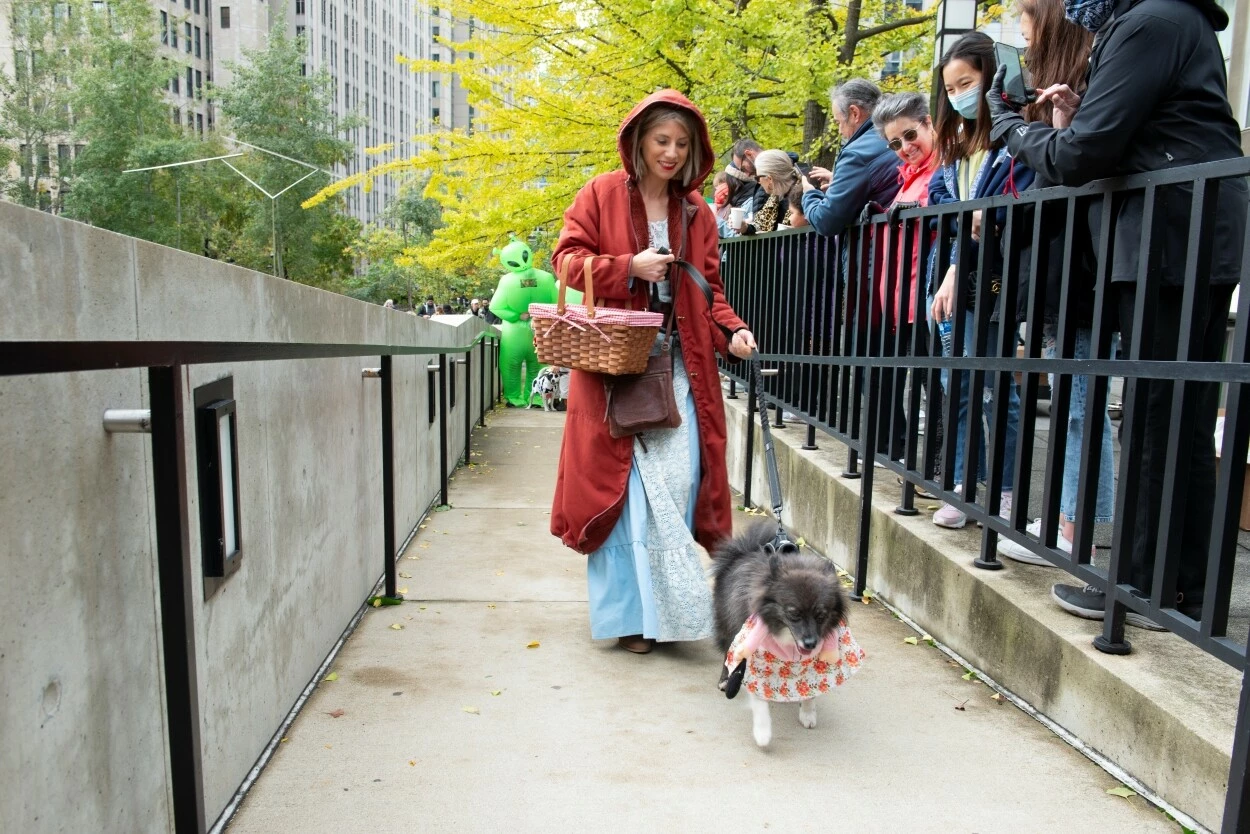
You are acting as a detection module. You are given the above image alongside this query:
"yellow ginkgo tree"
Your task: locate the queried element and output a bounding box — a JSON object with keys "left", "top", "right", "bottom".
{"left": 306, "top": 0, "right": 940, "bottom": 273}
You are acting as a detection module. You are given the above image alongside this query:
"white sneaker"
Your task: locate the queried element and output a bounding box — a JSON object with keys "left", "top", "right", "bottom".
{"left": 998, "top": 518, "right": 1070, "bottom": 566}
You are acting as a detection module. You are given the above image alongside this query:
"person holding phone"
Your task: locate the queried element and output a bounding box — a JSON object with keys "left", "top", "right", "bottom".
{"left": 994, "top": 0, "right": 1117, "bottom": 575}
{"left": 985, "top": 0, "right": 1246, "bottom": 626}
{"left": 928, "top": 32, "right": 1036, "bottom": 530}
{"left": 799, "top": 79, "right": 901, "bottom": 245}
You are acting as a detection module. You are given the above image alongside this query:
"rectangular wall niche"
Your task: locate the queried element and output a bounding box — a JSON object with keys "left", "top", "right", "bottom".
{"left": 195, "top": 375, "right": 242, "bottom": 598}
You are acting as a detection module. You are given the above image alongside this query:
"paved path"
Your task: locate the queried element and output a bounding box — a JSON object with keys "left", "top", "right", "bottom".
{"left": 228, "top": 408, "right": 1179, "bottom": 833}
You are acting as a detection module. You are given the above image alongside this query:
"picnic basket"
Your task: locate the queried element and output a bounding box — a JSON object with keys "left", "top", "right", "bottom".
{"left": 528, "top": 254, "right": 663, "bottom": 375}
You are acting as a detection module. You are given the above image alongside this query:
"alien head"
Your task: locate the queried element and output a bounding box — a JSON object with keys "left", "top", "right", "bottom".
{"left": 497, "top": 238, "right": 533, "bottom": 274}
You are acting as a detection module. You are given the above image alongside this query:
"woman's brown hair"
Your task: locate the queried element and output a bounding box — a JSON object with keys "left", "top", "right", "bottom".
{"left": 1019, "top": 0, "right": 1095, "bottom": 124}
{"left": 934, "top": 32, "right": 996, "bottom": 166}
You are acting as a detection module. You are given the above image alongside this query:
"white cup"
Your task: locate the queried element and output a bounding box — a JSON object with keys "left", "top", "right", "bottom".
{"left": 729, "top": 206, "right": 746, "bottom": 227}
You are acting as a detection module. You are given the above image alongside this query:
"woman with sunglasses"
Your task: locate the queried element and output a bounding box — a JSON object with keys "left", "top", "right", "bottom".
{"left": 858, "top": 92, "right": 941, "bottom": 463}
{"left": 927, "top": 31, "right": 1035, "bottom": 529}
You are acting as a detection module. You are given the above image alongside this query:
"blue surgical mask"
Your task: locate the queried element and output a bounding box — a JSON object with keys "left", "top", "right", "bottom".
{"left": 949, "top": 86, "right": 981, "bottom": 120}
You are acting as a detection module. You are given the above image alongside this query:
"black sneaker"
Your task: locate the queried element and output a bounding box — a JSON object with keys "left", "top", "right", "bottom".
{"left": 1051, "top": 583, "right": 1106, "bottom": 619}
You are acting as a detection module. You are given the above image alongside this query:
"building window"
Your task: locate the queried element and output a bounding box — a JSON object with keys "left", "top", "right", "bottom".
{"left": 160, "top": 11, "right": 168, "bottom": 43}
{"left": 432, "top": 106, "right": 439, "bottom": 122}
{"left": 185, "top": 22, "right": 192, "bottom": 53}
{"left": 171, "top": 22, "right": 178, "bottom": 47}
{"left": 187, "top": 67, "right": 193, "bottom": 94}
{"left": 172, "top": 74, "right": 180, "bottom": 94}
{"left": 58, "top": 144, "right": 71, "bottom": 175}
{"left": 295, "top": 0, "right": 305, "bottom": 12}
{"left": 194, "top": 0, "right": 199, "bottom": 13}
{"left": 432, "top": 25, "right": 439, "bottom": 37}
{"left": 195, "top": 69, "right": 202, "bottom": 98}
{"left": 184, "top": 0, "right": 189, "bottom": 9}
{"left": 197, "top": 113, "right": 204, "bottom": 134}
{"left": 431, "top": 80, "right": 439, "bottom": 97}
{"left": 194, "top": 26, "right": 201, "bottom": 57}
{"left": 220, "top": 6, "right": 229, "bottom": 28}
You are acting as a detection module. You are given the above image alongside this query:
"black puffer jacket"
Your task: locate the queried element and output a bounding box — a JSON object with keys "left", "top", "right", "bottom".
{"left": 1005, "top": 0, "right": 1247, "bottom": 286}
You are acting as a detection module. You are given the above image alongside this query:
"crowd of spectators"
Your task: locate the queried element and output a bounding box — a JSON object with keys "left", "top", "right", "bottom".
{"left": 712, "top": 0, "right": 1246, "bottom": 630}
{"left": 380, "top": 294, "right": 500, "bottom": 322}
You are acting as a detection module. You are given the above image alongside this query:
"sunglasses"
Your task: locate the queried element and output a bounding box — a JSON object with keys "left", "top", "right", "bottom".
{"left": 887, "top": 128, "right": 922, "bottom": 152}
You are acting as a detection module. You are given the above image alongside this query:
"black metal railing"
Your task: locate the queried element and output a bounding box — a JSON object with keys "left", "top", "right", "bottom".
{"left": 0, "top": 332, "right": 500, "bottom": 834}
{"left": 719, "top": 155, "right": 1250, "bottom": 831}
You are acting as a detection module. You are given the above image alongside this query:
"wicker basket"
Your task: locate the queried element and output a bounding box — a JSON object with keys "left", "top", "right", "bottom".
{"left": 529, "top": 255, "right": 663, "bottom": 375}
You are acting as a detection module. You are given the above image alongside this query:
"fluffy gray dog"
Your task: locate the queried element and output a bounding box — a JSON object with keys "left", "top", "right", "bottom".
{"left": 711, "top": 521, "right": 849, "bottom": 746}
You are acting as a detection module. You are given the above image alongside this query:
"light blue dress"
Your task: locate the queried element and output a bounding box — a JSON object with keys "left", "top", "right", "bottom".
{"left": 585, "top": 219, "right": 716, "bottom": 642}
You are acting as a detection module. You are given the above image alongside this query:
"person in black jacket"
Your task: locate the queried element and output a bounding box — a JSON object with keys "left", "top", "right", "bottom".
{"left": 987, "top": 0, "right": 1248, "bottom": 626}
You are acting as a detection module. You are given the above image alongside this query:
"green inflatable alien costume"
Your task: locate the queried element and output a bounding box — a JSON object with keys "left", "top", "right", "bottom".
{"left": 488, "top": 237, "right": 571, "bottom": 407}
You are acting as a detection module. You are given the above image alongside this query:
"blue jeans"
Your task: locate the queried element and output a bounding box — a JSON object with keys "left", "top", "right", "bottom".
{"left": 935, "top": 308, "right": 1020, "bottom": 491}
{"left": 1042, "top": 323, "right": 1116, "bottom": 523}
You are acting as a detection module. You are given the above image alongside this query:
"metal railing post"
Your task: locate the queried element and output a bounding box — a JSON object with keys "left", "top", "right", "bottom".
{"left": 464, "top": 350, "right": 473, "bottom": 463}
{"left": 439, "top": 353, "right": 450, "bottom": 507}
{"left": 851, "top": 363, "right": 879, "bottom": 601}
{"left": 148, "top": 364, "right": 206, "bottom": 834}
{"left": 380, "top": 355, "right": 397, "bottom": 599}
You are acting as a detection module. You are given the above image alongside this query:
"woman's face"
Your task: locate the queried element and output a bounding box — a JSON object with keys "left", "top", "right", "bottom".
{"left": 883, "top": 116, "right": 935, "bottom": 167}
{"left": 756, "top": 172, "right": 777, "bottom": 196}
{"left": 942, "top": 57, "right": 983, "bottom": 99}
{"left": 640, "top": 119, "right": 690, "bottom": 182}
{"left": 1020, "top": 11, "right": 1035, "bottom": 45}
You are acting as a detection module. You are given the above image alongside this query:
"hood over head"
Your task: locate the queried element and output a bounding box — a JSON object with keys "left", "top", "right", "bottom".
{"left": 617, "top": 89, "right": 716, "bottom": 194}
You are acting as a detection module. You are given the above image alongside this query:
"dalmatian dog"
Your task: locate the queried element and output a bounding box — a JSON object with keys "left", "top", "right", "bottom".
{"left": 530, "top": 367, "right": 569, "bottom": 412}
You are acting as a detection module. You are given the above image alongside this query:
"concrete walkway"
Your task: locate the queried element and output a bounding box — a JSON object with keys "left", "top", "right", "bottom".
{"left": 228, "top": 408, "right": 1179, "bottom": 833}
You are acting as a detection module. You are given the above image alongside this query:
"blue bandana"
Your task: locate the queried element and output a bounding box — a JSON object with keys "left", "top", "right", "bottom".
{"left": 1063, "top": 0, "right": 1116, "bottom": 31}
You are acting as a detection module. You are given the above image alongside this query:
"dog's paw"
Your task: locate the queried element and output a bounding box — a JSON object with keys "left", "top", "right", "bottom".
{"left": 799, "top": 699, "right": 818, "bottom": 729}
{"left": 753, "top": 721, "right": 772, "bottom": 748}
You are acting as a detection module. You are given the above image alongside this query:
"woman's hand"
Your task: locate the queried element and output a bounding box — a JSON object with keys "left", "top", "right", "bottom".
{"left": 930, "top": 265, "right": 958, "bottom": 323}
{"left": 630, "top": 248, "right": 676, "bottom": 282}
{"left": 1036, "top": 84, "right": 1081, "bottom": 129}
{"left": 730, "top": 329, "right": 757, "bottom": 359}
{"left": 971, "top": 209, "right": 983, "bottom": 243}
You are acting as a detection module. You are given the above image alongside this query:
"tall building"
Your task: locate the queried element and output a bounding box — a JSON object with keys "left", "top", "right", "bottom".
{"left": 0, "top": 0, "right": 477, "bottom": 225}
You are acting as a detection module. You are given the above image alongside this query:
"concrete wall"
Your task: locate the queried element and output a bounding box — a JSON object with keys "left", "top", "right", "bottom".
{"left": 0, "top": 201, "right": 493, "bottom": 831}
{"left": 722, "top": 396, "right": 1240, "bottom": 831}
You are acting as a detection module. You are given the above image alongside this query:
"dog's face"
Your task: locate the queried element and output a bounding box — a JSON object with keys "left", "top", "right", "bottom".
{"left": 756, "top": 556, "right": 847, "bottom": 655}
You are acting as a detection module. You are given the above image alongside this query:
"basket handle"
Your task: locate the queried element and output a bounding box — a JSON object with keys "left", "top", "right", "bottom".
{"left": 558, "top": 254, "right": 610, "bottom": 320}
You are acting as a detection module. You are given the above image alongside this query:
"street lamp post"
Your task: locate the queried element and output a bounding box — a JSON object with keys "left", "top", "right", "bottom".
{"left": 935, "top": 0, "right": 979, "bottom": 64}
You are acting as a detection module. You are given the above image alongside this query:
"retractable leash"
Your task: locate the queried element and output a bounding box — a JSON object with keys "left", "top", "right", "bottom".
{"left": 749, "top": 352, "right": 799, "bottom": 556}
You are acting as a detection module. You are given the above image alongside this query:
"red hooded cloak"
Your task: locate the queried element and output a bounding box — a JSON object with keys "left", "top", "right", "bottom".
{"left": 549, "top": 90, "right": 748, "bottom": 555}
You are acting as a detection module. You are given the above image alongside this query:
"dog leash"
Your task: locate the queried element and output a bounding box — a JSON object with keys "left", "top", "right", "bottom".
{"left": 749, "top": 351, "right": 797, "bottom": 554}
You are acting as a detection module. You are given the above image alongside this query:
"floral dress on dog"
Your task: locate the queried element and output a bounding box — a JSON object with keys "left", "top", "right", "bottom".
{"left": 724, "top": 615, "right": 866, "bottom": 702}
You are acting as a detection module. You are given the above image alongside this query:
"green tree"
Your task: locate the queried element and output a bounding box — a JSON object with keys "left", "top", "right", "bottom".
{"left": 306, "top": 0, "right": 936, "bottom": 272}
{"left": 213, "top": 15, "right": 359, "bottom": 286}
{"left": 60, "top": 0, "right": 209, "bottom": 247}
{"left": 0, "top": 0, "right": 86, "bottom": 209}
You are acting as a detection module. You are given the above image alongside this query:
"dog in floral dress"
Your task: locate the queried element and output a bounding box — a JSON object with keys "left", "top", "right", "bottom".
{"left": 712, "top": 522, "right": 864, "bottom": 748}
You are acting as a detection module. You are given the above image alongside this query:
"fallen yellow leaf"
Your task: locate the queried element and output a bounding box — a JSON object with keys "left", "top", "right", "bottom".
{"left": 280, "top": 737, "right": 289, "bottom": 743}
{"left": 496, "top": 570, "right": 505, "bottom": 576}
{"left": 486, "top": 604, "right": 497, "bottom": 609}
{"left": 324, "top": 672, "right": 338, "bottom": 682}
{"left": 372, "top": 598, "right": 382, "bottom": 608}
{"left": 390, "top": 623, "right": 404, "bottom": 630}
{"left": 399, "top": 572, "right": 412, "bottom": 579}
{"left": 408, "top": 760, "right": 416, "bottom": 766}
{"left": 526, "top": 641, "right": 541, "bottom": 649}
{"left": 462, "top": 706, "right": 480, "bottom": 715}
{"left": 990, "top": 693, "right": 1004, "bottom": 703}
{"left": 1106, "top": 786, "right": 1136, "bottom": 799}
{"left": 490, "top": 690, "right": 502, "bottom": 696}
{"left": 903, "top": 636, "right": 918, "bottom": 645}
{"left": 399, "top": 587, "right": 409, "bottom": 595}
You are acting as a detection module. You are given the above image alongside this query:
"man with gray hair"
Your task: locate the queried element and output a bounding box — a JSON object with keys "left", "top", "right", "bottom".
{"left": 800, "top": 79, "right": 901, "bottom": 240}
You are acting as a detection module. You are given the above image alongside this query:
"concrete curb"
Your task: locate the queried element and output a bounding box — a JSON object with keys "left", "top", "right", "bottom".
{"left": 723, "top": 396, "right": 1240, "bottom": 832}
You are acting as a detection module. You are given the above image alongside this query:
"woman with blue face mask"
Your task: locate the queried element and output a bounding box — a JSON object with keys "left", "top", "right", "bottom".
{"left": 926, "top": 31, "right": 1036, "bottom": 530}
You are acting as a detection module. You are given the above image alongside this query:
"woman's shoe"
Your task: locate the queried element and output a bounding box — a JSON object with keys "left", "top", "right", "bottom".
{"left": 618, "top": 635, "right": 656, "bottom": 654}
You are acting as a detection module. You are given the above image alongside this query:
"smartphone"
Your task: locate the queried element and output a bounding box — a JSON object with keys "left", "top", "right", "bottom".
{"left": 796, "top": 162, "right": 814, "bottom": 178}
{"left": 994, "top": 42, "right": 1036, "bottom": 108}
